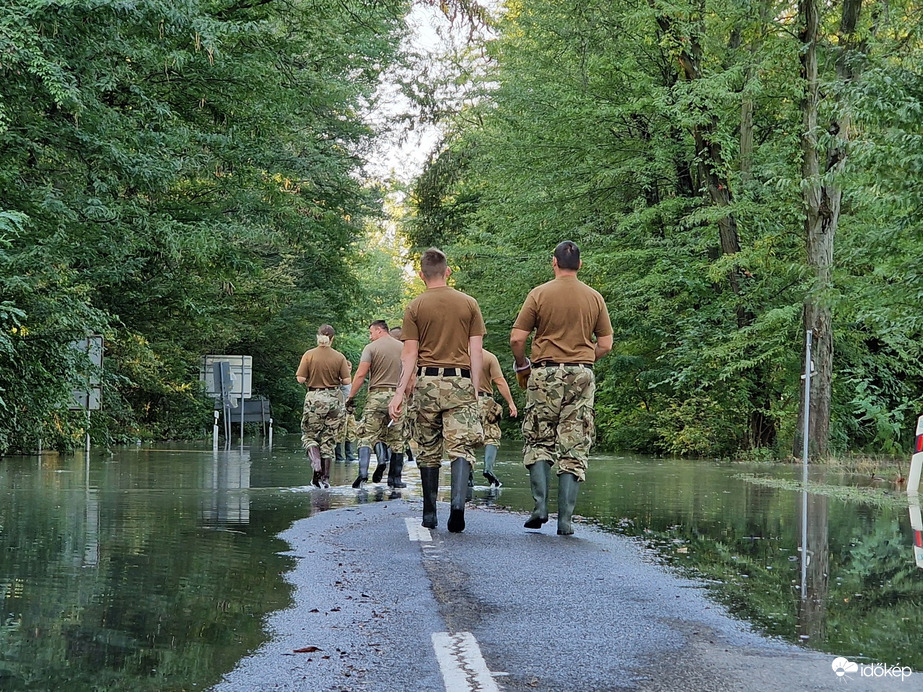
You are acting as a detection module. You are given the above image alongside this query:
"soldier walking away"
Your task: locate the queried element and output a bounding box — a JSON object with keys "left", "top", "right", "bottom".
{"left": 510, "top": 241, "right": 612, "bottom": 535}
{"left": 296, "top": 324, "right": 352, "bottom": 488}
{"left": 476, "top": 348, "right": 517, "bottom": 487}
{"left": 390, "top": 326, "right": 418, "bottom": 464}
{"left": 389, "top": 248, "right": 485, "bottom": 533}
{"left": 346, "top": 320, "right": 406, "bottom": 488}
{"left": 335, "top": 379, "right": 359, "bottom": 462}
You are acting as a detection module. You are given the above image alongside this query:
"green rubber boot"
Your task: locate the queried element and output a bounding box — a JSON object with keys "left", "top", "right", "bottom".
{"left": 524, "top": 461, "right": 551, "bottom": 528}
{"left": 372, "top": 442, "right": 389, "bottom": 483}
{"left": 557, "top": 472, "right": 580, "bottom": 536}
{"left": 351, "top": 446, "right": 371, "bottom": 488}
{"left": 483, "top": 444, "right": 501, "bottom": 487}
{"left": 448, "top": 458, "right": 470, "bottom": 533}
{"left": 344, "top": 440, "right": 358, "bottom": 462}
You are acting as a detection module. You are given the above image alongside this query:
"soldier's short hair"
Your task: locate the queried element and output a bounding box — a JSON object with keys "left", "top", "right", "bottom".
{"left": 554, "top": 240, "right": 580, "bottom": 270}
{"left": 420, "top": 247, "right": 448, "bottom": 279}
{"left": 318, "top": 324, "right": 335, "bottom": 338}
{"left": 370, "top": 319, "right": 389, "bottom": 332}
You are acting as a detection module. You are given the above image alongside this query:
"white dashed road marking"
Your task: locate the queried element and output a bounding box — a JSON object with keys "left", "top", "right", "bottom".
{"left": 405, "top": 517, "right": 432, "bottom": 542}
{"left": 432, "top": 631, "right": 500, "bottom": 692}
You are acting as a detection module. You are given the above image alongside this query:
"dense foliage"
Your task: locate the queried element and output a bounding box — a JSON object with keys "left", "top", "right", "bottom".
{"left": 408, "top": 0, "right": 923, "bottom": 458}
{"left": 6, "top": 0, "right": 923, "bottom": 459}
{"left": 0, "top": 0, "right": 410, "bottom": 452}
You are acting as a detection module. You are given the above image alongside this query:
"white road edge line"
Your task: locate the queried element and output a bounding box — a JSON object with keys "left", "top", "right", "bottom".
{"left": 432, "top": 631, "right": 500, "bottom": 692}
{"left": 405, "top": 517, "right": 432, "bottom": 542}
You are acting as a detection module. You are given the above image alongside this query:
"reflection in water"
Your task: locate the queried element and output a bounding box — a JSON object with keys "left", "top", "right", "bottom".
{"left": 909, "top": 497, "right": 923, "bottom": 569}
{"left": 796, "top": 465, "right": 829, "bottom": 644}
{"left": 0, "top": 444, "right": 314, "bottom": 692}
{"left": 201, "top": 449, "right": 251, "bottom": 526}
{"left": 3, "top": 440, "right": 923, "bottom": 690}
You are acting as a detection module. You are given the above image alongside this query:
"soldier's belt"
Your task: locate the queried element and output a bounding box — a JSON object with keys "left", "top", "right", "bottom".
{"left": 533, "top": 362, "right": 593, "bottom": 369}
{"left": 417, "top": 367, "right": 471, "bottom": 378}
{"left": 477, "top": 391, "right": 492, "bottom": 396}
{"left": 369, "top": 386, "right": 397, "bottom": 391}
{"left": 306, "top": 386, "right": 339, "bottom": 390}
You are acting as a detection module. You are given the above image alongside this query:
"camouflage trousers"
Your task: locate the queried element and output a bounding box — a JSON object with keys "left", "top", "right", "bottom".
{"left": 412, "top": 374, "right": 482, "bottom": 468}
{"left": 300, "top": 389, "right": 345, "bottom": 460}
{"left": 402, "top": 394, "right": 417, "bottom": 453}
{"left": 478, "top": 394, "right": 503, "bottom": 447}
{"left": 358, "top": 388, "right": 403, "bottom": 450}
{"left": 336, "top": 411, "right": 358, "bottom": 444}
{"left": 522, "top": 365, "right": 595, "bottom": 481}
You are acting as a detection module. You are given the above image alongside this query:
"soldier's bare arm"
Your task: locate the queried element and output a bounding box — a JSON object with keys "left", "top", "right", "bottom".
{"left": 390, "top": 339, "right": 418, "bottom": 420}
{"left": 347, "top": 361, "right": 371, "bottom": 400}
{"left": 493, "top": 374, "right": 518, "bottom": 417}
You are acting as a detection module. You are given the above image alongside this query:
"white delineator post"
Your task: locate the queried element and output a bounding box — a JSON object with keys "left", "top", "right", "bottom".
{"left": 802, "top": 330, "right": 813, "bottom": 465}
{"left": 799, "top": 330, "right": 813, "bottom": 601}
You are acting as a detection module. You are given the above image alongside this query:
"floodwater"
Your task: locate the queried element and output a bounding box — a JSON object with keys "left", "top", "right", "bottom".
{"left": 0, "top": 438, "right": 920, "bottom": 691}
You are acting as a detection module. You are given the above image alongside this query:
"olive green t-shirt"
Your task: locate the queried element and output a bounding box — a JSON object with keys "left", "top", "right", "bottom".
{"left": 478, "top": 349, "right": 504, "bottom": 394}
{"left": 401, "top": 286, "right": 486, "bottom": 368}
{"left": 360, "top": 335, "right": 403, "bottom": 388}
{"left": 512, "top": 275, "right": 612, "bottom": 364}
{"left": 295, "top": 346, "right": 350, "bottom": 388}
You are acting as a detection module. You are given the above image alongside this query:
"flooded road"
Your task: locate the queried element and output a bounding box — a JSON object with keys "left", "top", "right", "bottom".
{"left": 0, "top": 438, "right": 920, "bottom": 690}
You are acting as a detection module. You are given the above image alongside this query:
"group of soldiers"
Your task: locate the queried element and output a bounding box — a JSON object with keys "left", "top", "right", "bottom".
{"left": 296, "top": 240, "right": 611, "bottom": 536}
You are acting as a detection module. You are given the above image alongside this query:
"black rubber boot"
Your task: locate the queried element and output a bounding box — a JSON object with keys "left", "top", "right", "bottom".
{"left": 344, "top": 440, "right": 357, "bottom": 462}
{"left": 448, "top": 457, "right": 470, "bottom": 533}
{"left": 420, "top": 466, "right": 439, "bottom": 528}
{"left": 387, "top": 451, "right": 406, "bottom": 488}
{"left": 524, "top": 461, "right": 551, "bottom": 528}
{"left": 557, "top": 472, "right": 580, "bottom": 536}
{"left": 483, "top": 444, "right": 502, "bottom": 487}
{"left": 389, "top": 452, "right": 407, "bottom": 488}
{"left": 351, "top": 446, "right": 371, "bottom": 488}
{"left": 334, "top": 442, "right": 345, "bottom": 463}
{"left": 372, "top": 442, "right": 389, "bottom": 483}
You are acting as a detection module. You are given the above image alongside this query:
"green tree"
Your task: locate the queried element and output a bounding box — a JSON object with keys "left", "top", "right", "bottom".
{"left": 0, "top": 0, "right": 409, "bottom": 450}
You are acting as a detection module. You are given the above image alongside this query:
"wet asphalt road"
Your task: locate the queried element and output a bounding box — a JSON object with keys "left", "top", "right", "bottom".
{"left": 213, "top": 496, "right": 923, "bottom": 692}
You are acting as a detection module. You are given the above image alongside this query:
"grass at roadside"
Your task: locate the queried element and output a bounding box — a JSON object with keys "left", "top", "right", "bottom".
{"left": 735, "top": 472, "right": 908, "bottom": 508}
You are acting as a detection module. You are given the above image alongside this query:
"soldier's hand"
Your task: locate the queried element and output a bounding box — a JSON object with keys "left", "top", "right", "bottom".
{"left": 345, "top": 398, "right": 356, "bottom": 414}
{"left": 388, "top": 393, "right": 403, "bottom": 421}
{"left": 513, "top": 358, "right": 532, "bottom": 390}
{"left": 509, "top": 403, "right": 518, "bottom": 418}
{"left": 516, "top": 369, "right": 531, "bottom": 389}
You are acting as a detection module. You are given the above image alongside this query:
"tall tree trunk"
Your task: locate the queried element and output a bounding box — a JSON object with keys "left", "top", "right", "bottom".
{"left": 794, "top": 0, "right": 861, "bottom": 459}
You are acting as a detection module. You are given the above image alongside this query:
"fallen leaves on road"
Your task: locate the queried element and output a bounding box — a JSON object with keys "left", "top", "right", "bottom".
{"left": 293, "top": 646, "right": 322, "bottom": 653}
